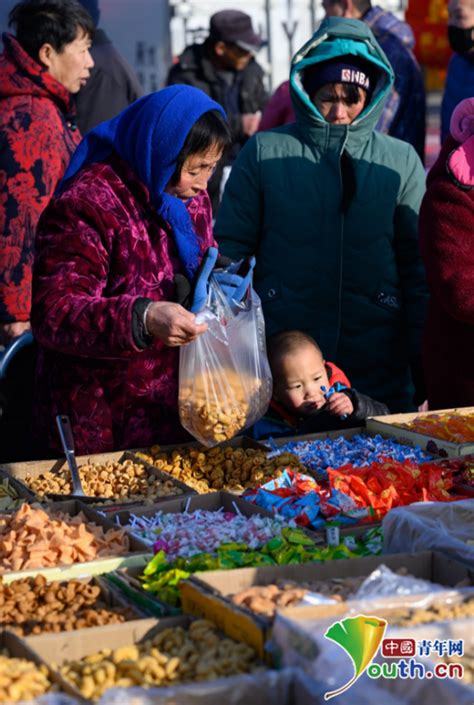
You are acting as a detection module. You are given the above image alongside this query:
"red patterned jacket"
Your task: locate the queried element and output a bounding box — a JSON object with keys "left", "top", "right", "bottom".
{"left": 32, "top": 155, "right": 215, "bottom": 454}
{"left": 0, "top": 33, "right": 81, "bottom": 323}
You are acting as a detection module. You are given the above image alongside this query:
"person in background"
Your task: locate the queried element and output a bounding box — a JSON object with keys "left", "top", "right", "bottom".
{"left": 419, "top": 98, "right": 474, "bottom": 408}
{"left": 215, "top": 17, "right": 428, "bottom": 414}
{"left": 167, "top": 10, "right": 267, "bottom": 214}
{"left": 258, "top": 79, "right": 294, "bottom": 132}
{"left": 441, "top": 0, "right": 474, "bottom": 144}
{"left": 75, "top": 0, "right": 144, "bottom": 135}
{"left": 252, "top": 330, "right": 389, "bottom": 439}
{"left": 323, "top": 1, "right": 426, "bottom": 161}
{"left": 31, "top": 86, "right": 235, "bottom": 455}
{"left": 0, "top": 0, "right": 94, "bottom": 461}
{"left": 0, "top": 0, "right": 94, "bottom": 346}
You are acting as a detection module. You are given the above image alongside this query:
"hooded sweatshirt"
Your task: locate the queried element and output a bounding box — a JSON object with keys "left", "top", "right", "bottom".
{"left": 0, "top": 33, "right": 81, "bottom": 324}
{"left": 215, "top": 17, "right": 428, "bottom": 412}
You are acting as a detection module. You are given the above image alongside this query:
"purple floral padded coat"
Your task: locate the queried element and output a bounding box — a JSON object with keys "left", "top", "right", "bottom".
{"left": 32, "top": 154, "right": 215, "bottom": 454}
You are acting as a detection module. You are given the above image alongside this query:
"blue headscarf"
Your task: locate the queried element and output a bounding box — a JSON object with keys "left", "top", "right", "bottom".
{"left": 60, "top": 85, "right": 226, "bottom": 279}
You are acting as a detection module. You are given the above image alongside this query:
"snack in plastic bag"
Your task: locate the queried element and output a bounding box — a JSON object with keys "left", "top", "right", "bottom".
{"left": 179, "top": 273, "right": 272, "bottom": 446}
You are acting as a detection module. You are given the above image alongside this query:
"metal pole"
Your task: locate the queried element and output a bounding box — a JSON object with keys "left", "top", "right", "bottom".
{"left": 264, "top": 0, "right": 273, "bottom": 93}
{"left": 309, "top": 0, "right": 317, "bottom": 33}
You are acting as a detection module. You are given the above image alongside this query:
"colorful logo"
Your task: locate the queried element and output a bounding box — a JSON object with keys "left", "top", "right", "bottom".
{"left": 323, "top": 614, "right": 387, "bottom": 700}
{"left": 323, "top": 616, "right": 465, "bottom": 700}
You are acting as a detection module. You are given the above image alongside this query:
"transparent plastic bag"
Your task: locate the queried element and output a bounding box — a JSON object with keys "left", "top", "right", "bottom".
{"left": 351, "top": 564, "right": 446, "bottom": 601}
{"left": 382, "top": 499, "right": 474, "bottom": 567}
{"left": 179, "top": 275, "right": 272, "bottom": 446}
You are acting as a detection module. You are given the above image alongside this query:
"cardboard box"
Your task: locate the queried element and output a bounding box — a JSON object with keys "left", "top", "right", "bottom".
{"left": 0, "top": 450, "right": 194, "bottom": 506}
{"left": 180, "top": 552, "right": 473, "bottom": 659}
{"left": 0, "top": 500, "right": 151, "bottom": 578}
{"left": 110, "top": 490, "right": 316, "bottom": 540}
{"left": 0, "top": 630, "right": 61, "bottom": 697}
{"left": 1, "top": 572, "right": 149, "bottom": 637}
{"left": 23, "top": 615, "right": 266, "bottom": 701}
{"left": 367, "top": 407, "right": 474, "bottom": 457}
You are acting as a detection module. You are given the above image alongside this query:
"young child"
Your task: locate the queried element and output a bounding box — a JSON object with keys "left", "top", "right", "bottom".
{"left": 253, "top": 330, "right": 389, "bottom": 439}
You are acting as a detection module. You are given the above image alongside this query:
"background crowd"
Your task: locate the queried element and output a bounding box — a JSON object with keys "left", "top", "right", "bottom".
{"left": 1, "top": 0, "right": 473, "bottom": 461}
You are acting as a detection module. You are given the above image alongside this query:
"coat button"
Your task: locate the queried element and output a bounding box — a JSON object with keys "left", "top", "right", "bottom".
{"left": 268, "top": 288, "right": 276, "bottom": 298}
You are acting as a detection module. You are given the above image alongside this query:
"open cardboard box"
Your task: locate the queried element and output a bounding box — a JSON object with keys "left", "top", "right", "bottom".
{"left": 180, "top": 551, "right": 473, "bottom": 659}
{"left": 0, "top": 500, "right": 151, "bottom": 578}
{"left": 0, "top": 450, "right": 194, "bottom": 508}
{"left": 23, "top": 614, "right": 267, "bottom": 702}
{"left": 130, "top": 436, "right": 277, "bottom": 497}
{"left": 366, "top": 406, "right": 474, "bottom": 457}
{"left": 110, "top": 490, "right": 324, "bottom": 544}
{"left": 0, "top": 630, "right": 63, "bottom": 698}
{"left": 1, "top": 570, "right": 151, "bottom": 637}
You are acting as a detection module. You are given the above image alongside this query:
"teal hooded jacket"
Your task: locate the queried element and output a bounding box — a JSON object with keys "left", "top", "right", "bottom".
{"left": 214, "top": 17, "right": 428, "bottom": 412}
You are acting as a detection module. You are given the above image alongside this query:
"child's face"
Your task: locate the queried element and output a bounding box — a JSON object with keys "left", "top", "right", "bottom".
{"left": 273, "top": 345, "right": 330, "bottom": 416}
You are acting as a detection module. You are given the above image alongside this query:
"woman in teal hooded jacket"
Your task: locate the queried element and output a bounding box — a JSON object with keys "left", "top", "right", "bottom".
{"left": 214, "top": 17, "right": 428, "bottom": 412}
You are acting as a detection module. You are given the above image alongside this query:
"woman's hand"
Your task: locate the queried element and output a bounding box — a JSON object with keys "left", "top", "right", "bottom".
{"left": 145, "top": 302, "right": 207, "bottom": 346}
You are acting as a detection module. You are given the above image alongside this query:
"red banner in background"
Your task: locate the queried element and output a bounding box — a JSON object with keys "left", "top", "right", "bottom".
{"left": 406, "top": 0, "right": 451, "bottom": 69}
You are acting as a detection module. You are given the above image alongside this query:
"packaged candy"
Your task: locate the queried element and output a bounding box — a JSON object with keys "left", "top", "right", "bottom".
{"left": 266, "top": 433, "right": 431, "bottom": 477}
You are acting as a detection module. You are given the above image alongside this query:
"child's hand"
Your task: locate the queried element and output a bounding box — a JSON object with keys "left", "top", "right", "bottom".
{"left": 327, "top": 392, "right": 353, "bottom": 418}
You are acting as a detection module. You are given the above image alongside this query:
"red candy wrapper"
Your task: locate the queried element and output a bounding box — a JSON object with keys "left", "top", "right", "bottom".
{"left": 327, "top": 456, "right": 456, "bottom": 520}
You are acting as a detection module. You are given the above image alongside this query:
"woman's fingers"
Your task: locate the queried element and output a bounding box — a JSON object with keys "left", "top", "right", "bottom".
{"left": 145, "top": 302, "right": 208, "bottom": 346}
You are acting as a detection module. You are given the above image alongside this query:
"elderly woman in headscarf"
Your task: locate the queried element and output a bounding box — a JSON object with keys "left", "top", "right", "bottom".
{"left": 31, "top": 85, "right": 231, "bottom": 454}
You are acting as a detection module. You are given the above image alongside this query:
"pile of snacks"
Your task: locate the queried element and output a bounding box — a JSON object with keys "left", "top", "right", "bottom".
{"left": 135, "top": 445, "right": 307, "bottom": 493}
{"left": 328, "top": 458, "right": 457, "bottom": 519}
{"left": 125, "top": 509, "right": 289, "bottom": 559}
{"left": 388, "top": 595, "right": 474, "bottom": 626}
{"left": 0, "top": 478, "right": 25, "bottom": 512}
{"left": 59, "top": 619, "right": 259, "bottom": 700}
{"left": 231, "top": 576, "right": 368, "bottom": 617}
{"left": 179, "top": 369, "right": 256, "bottom": 444}
{"left": 244, "top": 469, "right": 374, "bottom": 530}
{"left": 396, "top": 412, "right": 474, "bottom": 443}
{"left": 141, "top": 526, "right": 382, "bottom": 606}
{"left": 0, "top": 504, "right": 130, "bottom": 573}
{"left": 0, "top": 575, "right": 137, "bottom": 635}
{"left": 244, "top": 454, "right": 458, "bottom": 527}
{"left": 437, "top": 456, "right": 474, "bottom": 489}
{"left": 0, "top": 651, "right": 51, "bottom": 702}
{"left": 23, "top": 458, "right": 183, "bottom": 502}
{"left": 266, "top": 434, "right": 431, "bottom": 477}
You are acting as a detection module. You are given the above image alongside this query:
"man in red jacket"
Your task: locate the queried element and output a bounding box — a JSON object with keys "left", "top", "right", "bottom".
{"left": 0, "top": 0, "right": 94, "bottom": 346}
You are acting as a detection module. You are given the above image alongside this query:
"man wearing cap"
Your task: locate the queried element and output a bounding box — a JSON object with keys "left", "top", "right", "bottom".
{"left": 167, "top": 9, "right": 267, "bottom": 213}
{"left": 215, "top": 17, "right": 428, "bottom": 414}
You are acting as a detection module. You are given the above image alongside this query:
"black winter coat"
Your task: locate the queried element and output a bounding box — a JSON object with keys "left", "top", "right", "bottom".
{"left": 167, "top": 41, "right": 266, "bottom": 212}
{"left": 167, "top": 41, "right": 266, "bottom": 145}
